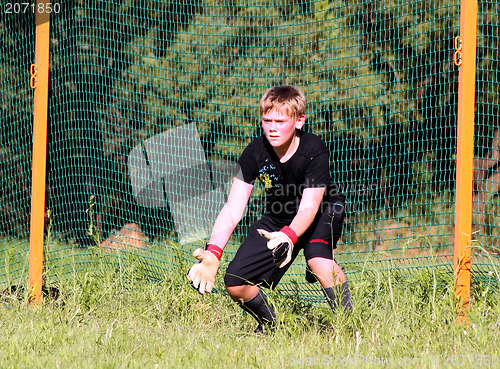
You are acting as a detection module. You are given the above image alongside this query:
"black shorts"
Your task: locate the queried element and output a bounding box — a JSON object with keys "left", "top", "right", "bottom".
{"left": 224, "top": 203, "right": 345, "bottom": 288}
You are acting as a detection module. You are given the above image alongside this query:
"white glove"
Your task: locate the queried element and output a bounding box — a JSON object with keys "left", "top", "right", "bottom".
{"left": 187, "top": 248, "right": 220, "bottom": 294}
{"left": 257, "top": 229, "right": 295, "bottom": 268}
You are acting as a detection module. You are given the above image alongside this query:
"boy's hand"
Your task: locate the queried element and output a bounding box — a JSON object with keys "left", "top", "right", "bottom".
{"left": 258, "top": 228, "right": 295, "bottom": 268}
{"left": 187, "top": 248, "right": 220, "bottom": 294}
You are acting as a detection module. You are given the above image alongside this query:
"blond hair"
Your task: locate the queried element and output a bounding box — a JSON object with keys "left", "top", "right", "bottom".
{"left": 259, "top": 85, "right": 306, "bottom": 120}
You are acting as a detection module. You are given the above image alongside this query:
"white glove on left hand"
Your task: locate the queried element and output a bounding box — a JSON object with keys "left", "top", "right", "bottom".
{"left": 257, "top": 229, "right": 294, "bottom": 268}
{"left": 187, "top": 248, "right": 220, "bottom": 294}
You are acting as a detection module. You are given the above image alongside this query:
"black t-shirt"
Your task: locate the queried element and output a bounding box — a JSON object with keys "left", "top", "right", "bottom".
{"left": 236, "top": 130, "right": 343, "bottom": 221}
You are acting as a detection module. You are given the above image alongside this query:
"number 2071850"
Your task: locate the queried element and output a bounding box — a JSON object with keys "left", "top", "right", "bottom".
{"left": 5, "top": 3, "right": 61, "bottom": 14}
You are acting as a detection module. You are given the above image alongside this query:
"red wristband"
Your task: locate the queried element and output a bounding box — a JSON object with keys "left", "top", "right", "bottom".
{"left": 280, "top": 226, "right": 298, "bottom": 244}
{"left": 205, "top": 243, "right": 223, "bottom": 260}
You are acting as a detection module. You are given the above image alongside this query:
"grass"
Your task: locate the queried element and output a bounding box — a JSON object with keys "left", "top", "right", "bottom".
{"left": 1, "top": 241, "right": 500, "bottom": 369}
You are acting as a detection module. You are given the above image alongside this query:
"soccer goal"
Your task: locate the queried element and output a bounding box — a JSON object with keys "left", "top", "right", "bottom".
{"left": 1, "top": 0, "right": 499, "bottom": 310}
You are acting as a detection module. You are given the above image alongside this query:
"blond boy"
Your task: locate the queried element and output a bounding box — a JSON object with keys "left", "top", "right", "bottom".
{"left": 188, "top": 85, "right": 352, "bottom": 332}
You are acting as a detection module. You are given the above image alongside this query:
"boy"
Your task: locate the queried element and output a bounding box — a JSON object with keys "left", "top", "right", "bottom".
{"left": 187, "top": 85, "right": 352, "bottom": 332}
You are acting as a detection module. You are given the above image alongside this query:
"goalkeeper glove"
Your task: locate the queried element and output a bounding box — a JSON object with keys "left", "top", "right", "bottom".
{"left": 187, "top": 244, "right": 222, "bottom": 294}
{"left": 257, "top": 226, "right": 298, "bottom": 268}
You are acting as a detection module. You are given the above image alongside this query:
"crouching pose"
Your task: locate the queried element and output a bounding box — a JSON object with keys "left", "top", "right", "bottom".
{"left": 187, "top": 85, "right": 353, "bottom": 332}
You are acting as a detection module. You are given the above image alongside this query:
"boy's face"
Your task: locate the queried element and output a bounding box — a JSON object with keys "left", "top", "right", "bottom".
{"left": 262, "top": 108, "right": 305, "bottom": 150}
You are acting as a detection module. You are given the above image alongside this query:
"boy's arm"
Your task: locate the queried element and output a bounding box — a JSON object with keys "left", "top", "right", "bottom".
{"left": 208, "top": 177, "right": 254, "bottom": 247}
{"left": 289, "top": 187, "right": 326, "bottom": 236}
{"left": 187, "top": 177, "right": 253, "bottom": 294}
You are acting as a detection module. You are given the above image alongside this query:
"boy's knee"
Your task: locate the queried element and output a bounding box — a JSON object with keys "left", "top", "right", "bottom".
{"left": 307, "top": 256, "right": 329, "bottom": 271}
{"left": 306, "top": 258, "right": 326, "bottom": 280}
{"left": 225, "top": 285, "right": 243, "bottom": 302}
{"left": 226, "top": 284, "right": 259, "bottom": 302}
{"left": 225, "top": 284, "right": 241, "bottom": 294}
{"left": 225, "top": 285, "right": 238, "bottom": 301}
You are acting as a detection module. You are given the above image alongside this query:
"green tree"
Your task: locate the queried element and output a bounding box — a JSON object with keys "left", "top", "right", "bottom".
{"left": 2, "top": 0, "right": 499, "bottom": 244}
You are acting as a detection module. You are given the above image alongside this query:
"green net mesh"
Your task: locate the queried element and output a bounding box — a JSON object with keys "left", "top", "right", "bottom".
{"left": 0, "top": 7, "right": 36, "bottom": 284}
{"left": 1, "top": 0, "right": 499, "bottom": 301}
{"left": 473, "top": 0, "right": 500, "bottom": 282}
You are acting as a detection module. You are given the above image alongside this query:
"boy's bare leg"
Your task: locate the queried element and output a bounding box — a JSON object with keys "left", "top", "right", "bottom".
{"left": 308, "top": 257, "right": 353, "bottom": 313}
{"left": 226, "top": 284, "right": 260, "bottom": 302}
{"left": 307, "top": 257, "right": 346, "bottom": 288}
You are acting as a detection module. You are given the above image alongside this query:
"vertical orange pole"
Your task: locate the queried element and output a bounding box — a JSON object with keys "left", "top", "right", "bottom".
{"left": 454, "top": 0, "right": 478, "bottom": 323}
{"left": 28, "top": 3, "right": 51, "bottom": 305}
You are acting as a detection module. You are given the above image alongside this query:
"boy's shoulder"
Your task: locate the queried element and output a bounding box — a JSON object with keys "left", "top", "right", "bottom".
{"left": 238, "top": 135, "right": 267, "bottom": 164}
{"left": 297, "top": 131, "right": 329, "bottom": 155}
{"left": 299, "top": 130, "right": 326, "bottom": 145}
{"left": 240, "top": 135, "right": 266, "bottom": 155}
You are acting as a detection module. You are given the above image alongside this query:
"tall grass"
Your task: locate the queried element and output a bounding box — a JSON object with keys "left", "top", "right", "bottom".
{"left": 0, "top": 245, "right": 499, "bottom": 369}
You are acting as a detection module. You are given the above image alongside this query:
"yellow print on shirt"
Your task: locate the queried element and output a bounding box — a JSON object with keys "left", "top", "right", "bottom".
{"left": 259, "top": 173, "right": 273, "bottom": 189}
